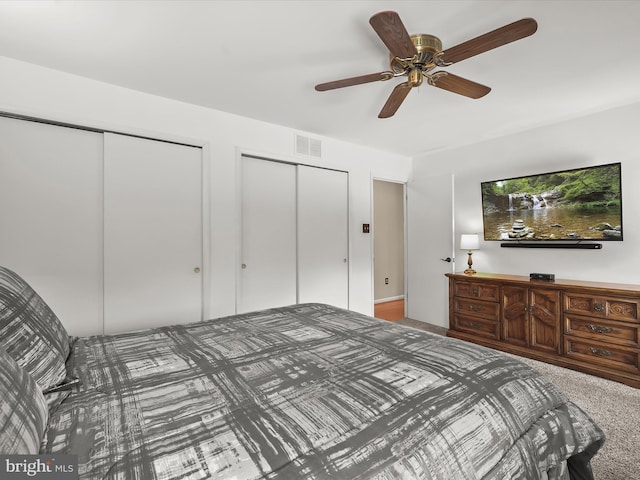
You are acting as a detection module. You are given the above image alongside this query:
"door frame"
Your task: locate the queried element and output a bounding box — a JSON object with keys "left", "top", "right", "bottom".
{"left": 371, "top": 177, "right": 408, "bottom": 319}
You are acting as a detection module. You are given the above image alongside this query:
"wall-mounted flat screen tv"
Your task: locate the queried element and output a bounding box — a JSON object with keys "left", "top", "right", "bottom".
{"left": 481, "top": 162, "right": 623, "bottom": 242}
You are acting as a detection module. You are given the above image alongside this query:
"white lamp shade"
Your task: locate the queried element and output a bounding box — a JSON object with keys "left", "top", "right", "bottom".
{"left": 460, "top": 234, "right": 480, "bottom": 251}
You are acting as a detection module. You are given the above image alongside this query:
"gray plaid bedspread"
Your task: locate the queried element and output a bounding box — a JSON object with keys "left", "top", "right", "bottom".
{"left": 42, "top": 303, "right": 604, "bottom": 479}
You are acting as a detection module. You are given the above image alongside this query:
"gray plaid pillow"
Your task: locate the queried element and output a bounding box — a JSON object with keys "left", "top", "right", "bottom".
{"left": 0, "top": 346, "right": 49, "bottom": 453}
{"left": 0, "top": 266, "right": 70, "bottom": 391}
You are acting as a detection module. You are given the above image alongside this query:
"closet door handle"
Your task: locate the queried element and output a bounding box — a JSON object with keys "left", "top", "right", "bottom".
{"left": 241, "top": 264, "right": 247, "bottom": 269}
{"left": 194, "top": 267, "right": 201, "bottom": 273}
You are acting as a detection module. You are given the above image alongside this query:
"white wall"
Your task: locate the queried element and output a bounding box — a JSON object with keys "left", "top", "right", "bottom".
{"left": 0, "top": 56, "right": 411, "bottom": 319}
{"left": 409, "top": 102, "right": 640, "bottom": 327}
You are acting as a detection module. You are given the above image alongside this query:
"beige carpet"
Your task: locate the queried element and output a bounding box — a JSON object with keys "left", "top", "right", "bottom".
{"left": 394, "top": 318, "right": 640, "bottom": 479}
{"left": 515, "top": 355, "right": 640, "bottom": 480}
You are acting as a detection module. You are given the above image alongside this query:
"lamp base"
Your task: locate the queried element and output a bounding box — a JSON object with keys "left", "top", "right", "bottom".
{"left": 464, "top": 251, "right": 476, "bottom": 275}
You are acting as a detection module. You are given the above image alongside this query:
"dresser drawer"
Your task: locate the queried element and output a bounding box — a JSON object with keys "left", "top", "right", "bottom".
{"left": 452, "top": 314, "right": 499, "bottom": 340}
{"left": 564, "top": 292, "right": 640, "bottom": 323}
{"left": 453, "top": 281, "right": 499, "bottom": 302}
{"left": 564, "top": 337, "right": 640, "bottom": 374}
{"left": 454, "top": 298, "right": 500, "bottom": 321}
{"left": 564, "top": 314, "right": 639, "bottom": 348}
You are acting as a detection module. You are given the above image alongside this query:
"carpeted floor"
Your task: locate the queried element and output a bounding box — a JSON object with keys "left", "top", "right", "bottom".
{"left": 394, "top": 318, "right": 640, "bottom": 480}
{"left": 516, "top": 355, "right": 640, "bottom": 480}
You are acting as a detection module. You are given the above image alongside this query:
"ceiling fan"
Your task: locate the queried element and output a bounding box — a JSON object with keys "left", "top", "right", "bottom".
{"left": 315, "top": 11, "right": 537, "bottom": 118}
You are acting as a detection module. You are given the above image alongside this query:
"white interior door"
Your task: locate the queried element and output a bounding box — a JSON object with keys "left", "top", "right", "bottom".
{"left": 407, "top": 173, "right": 454, "bottom": 327}
{"left": 238, "top": 156, "right": 297, "bottom": 313}
{"left": 297, "top": 166, "right": 349, "bottom": 308}
{"left": 0, "top": 116, "right": 103, "bottom": 336}
{"left": 103, "top": 133, "right": 202, "bottom": 333}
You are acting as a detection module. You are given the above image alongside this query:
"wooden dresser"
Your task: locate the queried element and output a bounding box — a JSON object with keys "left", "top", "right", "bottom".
{"left": 446, "top": 272, "right": 640, "bottom": 388}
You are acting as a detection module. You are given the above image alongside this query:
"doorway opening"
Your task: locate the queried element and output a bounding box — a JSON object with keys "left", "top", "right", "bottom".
{"left": 372, "top": 179, "right": 406, "bottom": 321}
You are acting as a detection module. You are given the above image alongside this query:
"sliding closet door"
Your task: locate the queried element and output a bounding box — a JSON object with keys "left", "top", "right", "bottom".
{"left": 298, "top": 166, "right": 349, "bottom": 308}
{"left": 238, "top": 156, "right": 297, "bottom": 313}
{"left": 0, "top": 116, "right": 104, "bottom": 336}
{"left": 103, "top": 133, "right": 202, "bottom": 333}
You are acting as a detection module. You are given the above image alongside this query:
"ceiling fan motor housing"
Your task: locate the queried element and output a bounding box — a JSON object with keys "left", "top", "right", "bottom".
{"left": 412, "top": 34, "right": 443, "bottom": 58}
{"left": 390, "top": 34, "right": 442, "bottom": 84}
{"left": 389, "top": 34, "right": 442, "bottom": 62}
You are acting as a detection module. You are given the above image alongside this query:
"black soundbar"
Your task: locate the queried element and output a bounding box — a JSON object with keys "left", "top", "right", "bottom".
{"left": 530, "top": 273, "right": 555, "bottom": 281}
{"left": 501, "top": 242, "right": 602, "bottom": 249}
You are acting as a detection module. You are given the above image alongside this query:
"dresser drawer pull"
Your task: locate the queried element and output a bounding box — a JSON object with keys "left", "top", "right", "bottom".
{"left": 589, "top": 347, "right": 613, "bottom": 357}
{"left": 469, "top": 321, "right": 482, "bottom": 329}
{"left": 593, "top": 303, "right": 605, "bottom": 312}
{"left": 587, "top": 324, "right": 613, "bottom": 334}
{"left": 471, "top": 288, "right": 479, "bottom": 295}
{"left": 468, "top": 304, "right": 484, "bottom": 312}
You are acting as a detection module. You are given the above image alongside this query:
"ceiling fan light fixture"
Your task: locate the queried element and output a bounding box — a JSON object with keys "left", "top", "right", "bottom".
{"left": 408, "top": 69, "right": 423, "bottom": 87}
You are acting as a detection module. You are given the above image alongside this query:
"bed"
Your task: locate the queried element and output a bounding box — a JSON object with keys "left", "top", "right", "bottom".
{"left": 0, "top": 266, "right": 604, "bottom": 479}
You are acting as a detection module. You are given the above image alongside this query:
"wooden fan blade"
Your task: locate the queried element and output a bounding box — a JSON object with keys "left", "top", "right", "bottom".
{"left": 441, "top": 18, "right": 537, "bottom": 64}
{"left": 432, "top": 73, "right": 491, "bottom": 99}
{"left": 315, "top": 72, "right": 392, "bottom": 91}
{"left": 369, "top": 11, "right": 417, "bottom": 59}
{"left": 379, "top": 82, "right": 412, "bottom": 118}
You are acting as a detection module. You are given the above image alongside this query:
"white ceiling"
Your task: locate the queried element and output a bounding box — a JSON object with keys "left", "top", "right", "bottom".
{"left": 1, "top": 0, "right": 639, "bottom": 157}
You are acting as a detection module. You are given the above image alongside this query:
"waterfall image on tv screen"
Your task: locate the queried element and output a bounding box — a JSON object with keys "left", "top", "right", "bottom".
{"left": 481, "top": 163, "right": 623, "bottom": 242}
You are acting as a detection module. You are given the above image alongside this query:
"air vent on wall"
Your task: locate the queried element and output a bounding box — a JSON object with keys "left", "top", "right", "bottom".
{"left": 295, "top": 134, "right": 322, "bottom": 158}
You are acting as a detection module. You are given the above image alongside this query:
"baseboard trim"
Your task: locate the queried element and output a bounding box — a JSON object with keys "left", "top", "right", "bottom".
{"left": 374, "top": 296, "right": 405, "bottom": 304}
